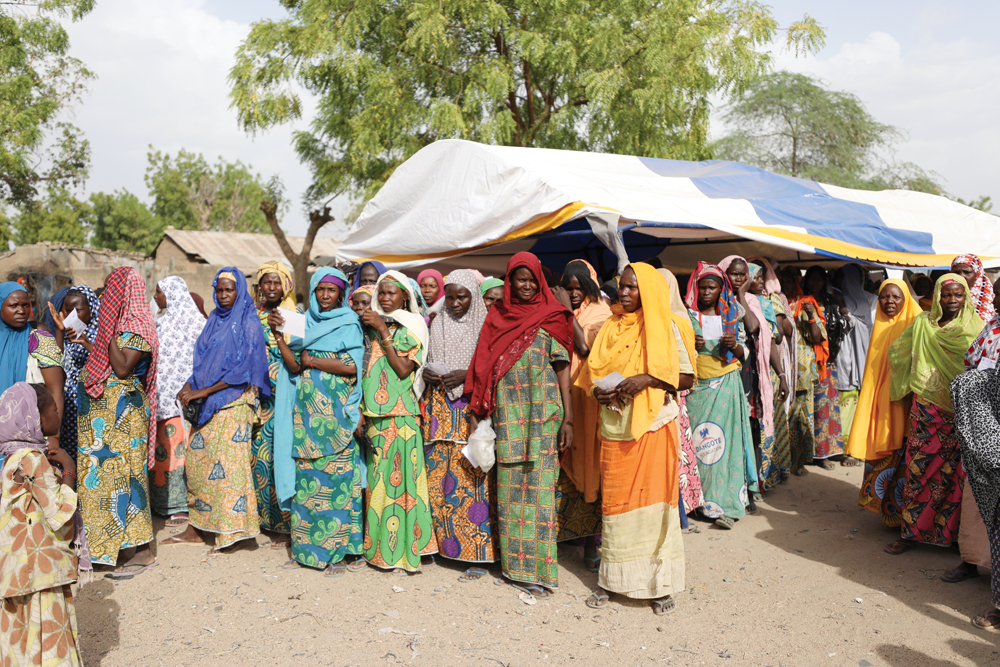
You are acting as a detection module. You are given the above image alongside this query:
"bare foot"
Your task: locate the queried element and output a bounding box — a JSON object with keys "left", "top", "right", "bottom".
{"left": 161, "top": 524, "right": 205, "bottom": 546}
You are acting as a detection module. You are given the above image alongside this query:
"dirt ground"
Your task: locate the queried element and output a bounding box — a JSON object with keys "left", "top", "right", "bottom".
{"left": 75, "top": 464, "right": 999, "bottom": 667}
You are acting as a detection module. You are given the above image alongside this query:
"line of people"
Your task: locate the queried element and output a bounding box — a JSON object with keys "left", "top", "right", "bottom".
{"left": 1, "top": 250, "right": 1000, "bottom": 665}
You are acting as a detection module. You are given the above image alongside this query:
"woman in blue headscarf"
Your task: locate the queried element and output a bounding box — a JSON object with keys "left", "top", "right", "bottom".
{"left": 351, "top": 261, "right": 387, "bottom": 294}
{"left": 268, "top": 268, "right": 366, "bottom": 574}
{"left": 0, "top": 282, "right": 64, "bottom": 452}
{"left": 163, "top": 268, "right": 270, "bottom": 552}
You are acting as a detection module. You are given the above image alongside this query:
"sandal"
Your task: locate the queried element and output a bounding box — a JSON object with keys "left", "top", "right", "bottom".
{"left": 884, "top": 540, "right": 913, "bottom": 555}
{"left": 651, "top": 596, "right": 676, "bottom": 615}
{"left": 715, "top": 516, "right": 735, "bottom": 530}
{"left": 269, "top": 538, "right": 291, "bottom": 550}
{"left": 104, "top": 561, "right": 158, "bottom": 580}
{"left": 281, "top": 559, "right": 302, "bottom": 570}
{"left": 584, "top": 555, "right": 601, "bottom": 573}
{"left": 165, "top": 513, "right": 189, "bottom": 528}
{"left": 511, "top": 583, "right": 553, "bottom": 598}
{"left": 793, "top": 467, "right": 809, "bottom": 477}
{"left": 941, "top": 564, "right": 980, "bottom": 584}
{"left": 840, "top": 456, "right": 861, "bottom": 467}
{"left": 586, "top": 589, "right": 609, "bottom": 609}
{"left": 421, "top": 555, "right": 436, "bottom": 566}
{"left": 745, "top": 503, "right": 758, "bottom": 515}
{"left": 815, "top": 459, "right": 835, "bottom": 470}
{"left": 346, "top": 557, "right": 368, "bottom": 572}
{"left": 392, "top": 568, "right": 415, "bottom": 577}
{"left": 458, "top": 567, "right": 488, "bottom": 583}
{"left": 972, "top": 609, "right": 1000, "bottom": 630}
{"left": 325, "top": 563, "right": 347, "bottom": 578}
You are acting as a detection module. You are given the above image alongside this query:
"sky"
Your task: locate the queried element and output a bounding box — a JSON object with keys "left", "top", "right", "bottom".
{"left": 60, "top": 0, "right": 999, "bottom": 237}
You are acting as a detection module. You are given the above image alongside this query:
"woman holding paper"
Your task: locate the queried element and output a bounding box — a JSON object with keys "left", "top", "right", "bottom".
{"left": 585, "top": 263, "right": 693, "bottom": 614}
{"left": 268, "top": 268, "right": 366, "bottom": 574}
{"left": 683, "top": 262, "right": 757, "bottom": 530}
{"left": 884, "top": 274, "right": 983, "bottom": 555}
{"left": 421, "top": 269, "right": 498, "bottom": 579}
{"left": 164, "top": 269, "right": 270, "bottom": 551}
{"left": 357, "top": 271, "right": 438, "bottom": 573}
{"left": 466, "top": 252, "right": 574, "bottom": 596}
{"left": 251, "top": 261, "right": 297, "bottom": 545}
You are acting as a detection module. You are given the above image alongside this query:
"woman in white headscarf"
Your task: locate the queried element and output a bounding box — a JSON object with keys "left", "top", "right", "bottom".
{"left": 150, "top": 276, "right": 206, "bottom": 523}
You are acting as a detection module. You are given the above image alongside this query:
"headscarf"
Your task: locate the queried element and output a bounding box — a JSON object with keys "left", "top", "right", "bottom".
{"left": 372, "top": 270, "right": 430, "bottom": 396}
{"left": 273, "top": 268, "right": 364, "bottom": 508}
{"left": 888, "top": 274, "right": 984, "bottom": 411}
{"left": 0, "top": 382, "right": 91, "bottom": 580}
{"left": 745, "top": 255, "right": 782, "bottom": 296}
{"left": 255, "top": 261, "right": 296, "bottom": 311}
{"left": 951, "top": 368, "right": 1000, "bottom": 533}
{"left": 190, "top": 293, "right": 208, "bottom": 318}
{"left": 350, "top": 283, "right": 376, "bottom": 305}
{"left": 83, "top": 267, "right": 159, "bottom": 462}
{"left": 42, "top": 286, "right": 71, "bottom": 334}
{"left": 417, "top": 268, "right": 445, "bottom": 305}
{"left": 155, "top": 277, "right": 206, "bottom": 421}
{"left": 479, "top": 278, "right": 503, "bottom": 296}
{"left": 844, "top": 279, "right": 922, "bottom": 460}
{"left": 0, "top": 283, "right": 31, "bottom": 396}
{"left": 568, "top": 259, "right": 600, "bottom": 284}
{"left": 409, "top": 277, "right": 429, "bottom": 317}
{"left": 586, "top": 264, "right": 679, "bottom": 441}
{"left": 466, "top": 252, "right": 574, "bottom": 418}
{"left": 684, "top": 262, "right": 740, "bottom": 365}
{"left": 350, "top": 260, "right": 387, "bottom": 294}
{"left": 718, "top": 256, "right": 773, "bottom": 436}
{"left": 952, "top": 254, "right": 996, "bottom": 322}
{"left": 189, "top": 268, "right": 270, "bottom": 428}
{"left": 427, "top": 270, "right": 488, "bottom": 401}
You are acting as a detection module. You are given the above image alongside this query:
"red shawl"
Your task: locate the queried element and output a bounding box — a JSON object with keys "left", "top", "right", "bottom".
{"left": 84, "top": 267, "right": 159, "bottom": 463}
{"left": 467, "top": 252, "right": 573, "bottom": 418}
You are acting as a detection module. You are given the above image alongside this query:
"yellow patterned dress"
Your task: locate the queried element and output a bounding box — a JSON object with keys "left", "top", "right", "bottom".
{"left": 77, "top": 333, "right": 153, "bottom": 566}
{"left": 186, "top": 387, "right": 261, "bottom": 550}
{"left": 0, "top": 450, "right": 83, "bottom": 666}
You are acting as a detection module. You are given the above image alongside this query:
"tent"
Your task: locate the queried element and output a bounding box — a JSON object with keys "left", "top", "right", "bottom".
{"left": 336, "top": 140, "right": 1000, "bottom": 276}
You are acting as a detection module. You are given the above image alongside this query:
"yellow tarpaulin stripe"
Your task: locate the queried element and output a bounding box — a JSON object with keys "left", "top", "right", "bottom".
{"left": 356, "top": 202, "right": 588, "bottom": 265}
{"left": 739, "top": 226, "right": 999, "bottom": 267}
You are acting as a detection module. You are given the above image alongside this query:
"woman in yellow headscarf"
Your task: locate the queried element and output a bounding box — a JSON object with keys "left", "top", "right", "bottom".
{"left": 582, "top": 263, "right": 691, "bottom": 616}
{"left": 251, "top": 261, "right": 297, "bottom": 545}
{"left": 846, "top": 279, "right": 922, "bottom": 526}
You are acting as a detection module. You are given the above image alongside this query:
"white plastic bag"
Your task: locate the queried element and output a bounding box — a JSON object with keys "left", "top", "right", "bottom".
{"left": 462, "top": 418, "right": 496, "bottom": 472}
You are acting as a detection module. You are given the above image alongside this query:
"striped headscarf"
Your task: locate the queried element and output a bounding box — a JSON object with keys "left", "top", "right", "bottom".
{"left": 684, "top": 262, "right": 740, "bottom": 365}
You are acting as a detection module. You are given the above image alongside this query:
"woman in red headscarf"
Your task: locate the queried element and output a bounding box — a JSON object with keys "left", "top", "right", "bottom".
{"left": 467, "top": 252, "right": 574, "bottom": 597}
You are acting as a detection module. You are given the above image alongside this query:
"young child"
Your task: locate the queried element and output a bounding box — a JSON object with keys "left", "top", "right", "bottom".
{"left": 0, "top": 382, "right": 85, "bottom": 666}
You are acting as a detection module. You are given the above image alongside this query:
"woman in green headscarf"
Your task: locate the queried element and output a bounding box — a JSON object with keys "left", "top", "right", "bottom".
{"left": 884, "top": 273, "right": 984, "bottom": 554}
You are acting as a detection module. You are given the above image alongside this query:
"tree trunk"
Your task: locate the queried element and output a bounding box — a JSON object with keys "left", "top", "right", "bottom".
{"left": 260, "top": 200, "right": 333, "bottom": 300}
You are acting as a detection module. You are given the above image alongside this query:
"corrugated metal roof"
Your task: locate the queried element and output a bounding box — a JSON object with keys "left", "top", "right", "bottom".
{"left": 158, "top": 228, "right": 341, "bottom": 273}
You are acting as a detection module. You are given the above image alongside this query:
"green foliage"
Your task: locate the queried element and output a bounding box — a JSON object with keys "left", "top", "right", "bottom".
{"left": 229, "top": 0, "right": 824, "bottom": 202}
{"left": 144, "top": 147, "right": 270, "bottom": 233}
{"left": 951, "top": 195, "right": 993, "bottom": 214}
{"left": 0, "top": 0, "right": 94, "bottom": 207}
{"left": 12, "top": 187, "right": 89, "bottom": 246}
{"left": 714, "top": 71, "right": 942, "bottom": 194}
{"left": 86, "top": 189, "right": 162, "bottom": 254}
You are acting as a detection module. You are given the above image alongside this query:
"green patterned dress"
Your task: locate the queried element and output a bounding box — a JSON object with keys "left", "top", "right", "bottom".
{"left": 361, "top": 324, "right": 437, "bottom": 571}
{"left": 492, "top": 331, "right": 569, "bottom": 590}
{"left": 290, "top": 350, "right": 364, "bottom": 568}
{"left": 251, "top": 309, "right": 292, "bottom": 533}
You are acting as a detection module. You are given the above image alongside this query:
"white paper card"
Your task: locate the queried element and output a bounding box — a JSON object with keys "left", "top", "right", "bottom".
{"left": 425, "top": 362, "right": 450, "bottom": 375}
{"left": 63, "top": 309, "right": 86, "bottom": 337}
{"left": 593, "top": 372, "right": 626, "bottom": 391}
{"left": 276, "top": 308, "right": 306, "bottom": 338}
{"left": 978, "top": 357, "right": 997, "bottom": 371}
{"left": 701, "top": 315, "right": 724, "bottom": 340}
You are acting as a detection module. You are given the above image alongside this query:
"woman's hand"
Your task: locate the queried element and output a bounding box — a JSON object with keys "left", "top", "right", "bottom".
{"left": 802, "top": 301, "right": 816, "bottom": 318}
{"left": 361, "top": 309, "right": 389, "bottom": 337}
{"left": 616, "top": 373, "right": 656, "bottom": 396}
{"left": 47, "top": 448, "right": 75, "bottom": 476}
{"left": 558, "top": 421, "right": 574, "bottom": 452}
{"left": 177, "top": 383, "right": 195, "bottom": 408}
{"left": 300, "top": 350, "right": 313, "bottom": 370}
{"left": 468, "top": 413, "right": 480, "bottom": 435}
{"left": 593, "top": 387, "right": 617, "bottom": 406}
{"left": 721, "top": 332, "right": 739, "bottom": 351}
{"left": 777, "top": 376, "right": 789, "bottom": 404}
{"left": 441, "top": 370, "right": 467, "bottom": 391}
{"left": 67, "top": 328, "right": 93, "bottom": 352}
{"left": 267, "top": 310, "right": 285, "bottom": 334}
{"left": 47, "top": 303, "right": 65, "bottom": 331}
{"left": 423, "top": 369, "right": 441, "bottom": 385}
{"left": 551, "top": 286, "right": 572, "bottom": 310}
{"left": 694, "top": 335, "right": 705, "bottom": 349}
{"left": 354, "top": 416, "right": 366, "bottom": 441}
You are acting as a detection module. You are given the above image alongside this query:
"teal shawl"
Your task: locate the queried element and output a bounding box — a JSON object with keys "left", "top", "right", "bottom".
{"left": 273, "top": 268, "right": 365, "bottom": 509}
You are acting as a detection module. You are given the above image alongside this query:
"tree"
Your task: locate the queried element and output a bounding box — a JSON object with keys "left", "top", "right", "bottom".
{"left": 713, "top": 71, "right": 943, "bottom": 193}
{"left": 260, "top": 177, "right": 332, "bottom": 294}
{"left": 11, "top": 187, "right": 90, "bottom": 246}
{"left": 229, "top": 0, "right": 824, "bottom": 203}
{"left": 951, "top": 195, "right": 993, "bottom": 214}
{"left": 86, "top": 189, "right": 162, "bottom": 255}
{"left": 144, "top": 147, "right": 271, "bottom": 233}
{"left": 0, "top": 1, "right": 94, "bottom": 208}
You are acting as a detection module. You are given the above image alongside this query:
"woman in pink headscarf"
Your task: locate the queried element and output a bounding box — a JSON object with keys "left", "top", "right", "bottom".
{"left": 417, "top": 269, "right": 445, "bottom": 308}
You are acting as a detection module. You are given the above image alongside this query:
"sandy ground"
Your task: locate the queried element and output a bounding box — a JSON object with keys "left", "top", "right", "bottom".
{"left": 75, "top": 464, "right": 999, "bottom": 667}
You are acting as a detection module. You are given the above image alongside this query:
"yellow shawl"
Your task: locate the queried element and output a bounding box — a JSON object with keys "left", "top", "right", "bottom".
{"left": 585, "top": 263, "right": 679, "bottom": 440}
{"left": 845, "top": 279, "right": 922, "bottom": 459}
{"left": 255, "top": 261, "right": 296, "bottom": 311}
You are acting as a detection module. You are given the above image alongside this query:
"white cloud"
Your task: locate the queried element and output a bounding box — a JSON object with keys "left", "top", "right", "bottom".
{"left": 62, "top": 0, "right": 341, "bottom": 236}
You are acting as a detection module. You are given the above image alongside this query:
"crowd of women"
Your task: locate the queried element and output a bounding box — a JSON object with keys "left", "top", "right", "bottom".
{"left": 1, "top": 249, "right": 1000, "bottom": 664}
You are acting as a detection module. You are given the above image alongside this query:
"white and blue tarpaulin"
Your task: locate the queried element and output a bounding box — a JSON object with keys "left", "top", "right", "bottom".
{"left": 336, "top": 139, "right": 1000, "bottom": 273}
